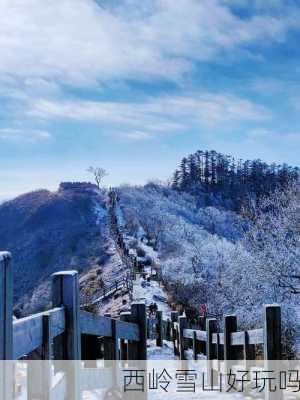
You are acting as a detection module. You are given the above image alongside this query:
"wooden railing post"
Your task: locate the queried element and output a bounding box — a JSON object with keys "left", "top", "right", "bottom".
{"left": 171, "top": 311, "right": 178, "bottom": 356}
{"left": 224, "top": 315, "right": 237, "bottom": 391}
{"left": 264, "top": 304, "right": 281, "bottom": 360}
{"left": 120, "top": 310, "right": 140, "bottom": 362}
{"left": 120, "top": 312, "right": 131, "bottom": 362}
{"left": 103, "top": 313, "right": 117, "bottom": 364}
{"left": 0, "top": 252, "right": 13, "bottom": 400}
{"left": 52, "top": 271, "right": 81, "bottom": 359}
{"left": 264, "top": 304, "right": 282, "bottom": 400}
{"left": 178, "top": 315, "right": 186, "bottom": 360}
{"left": 131, "top": 302, "right": 147, "bottom": 360}
{"left": 192, "top": 331, "right": 197, "bottom": 360}
{"left": 206, "top": 318, "right": 217, "bottom": 387}
{"left": 243, "top": 331, "right": 255, "bottom": 371}
{"left": 170, "top": 311, "right": 178, "bottom": 324}
{"left": 156, "top": 311, "right": 163, "bottom": 347}
{"left": 52, "top": 270, "right": 81, "bottom": 400}
{"left": 224, "top": 314, "right": 237, "bottom": 361}
{"left": 0, "top": 252, "right": 13, "bottom": 360}
{"left": 165, "top": 318, "right": 171, "bottom": 341}
{"left": 112, "top": 318, "right": 119, "bottom": 361}
{"left": 129, "top": 303, "right": 147, "bottom": 400}
{"left": 81, "top": 334, "right": 98, "bottom": 368}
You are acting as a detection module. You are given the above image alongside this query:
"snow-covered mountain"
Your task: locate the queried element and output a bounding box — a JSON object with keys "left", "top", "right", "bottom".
{"left": 1, "top": 172, "right": 299, "bottom": 353}
{"left": 0, "top": 183, "right": 112, "bottom": 315}
{"left": 116, "top": 182, "right": 300, "bottom": 351}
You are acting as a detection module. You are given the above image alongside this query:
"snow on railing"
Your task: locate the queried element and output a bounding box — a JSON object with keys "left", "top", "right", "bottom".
{"left": 0, "top": 252, "right": 147, "bottom": 400}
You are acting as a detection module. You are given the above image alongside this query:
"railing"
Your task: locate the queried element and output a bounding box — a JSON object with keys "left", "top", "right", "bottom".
{"left": 171, "top": 306, "right": 281, "bottom": 363}
{"left": 0, "top": 252, "right": 147, "bottom": 400}
{"left": 153, "top": 306, "right": 282, "bottom": 400}
{"left": 83, "top": 275, "right": 133, "bottom": 306}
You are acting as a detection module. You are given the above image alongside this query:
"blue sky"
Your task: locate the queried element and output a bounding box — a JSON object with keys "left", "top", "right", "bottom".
{"left": 1, "top": 0, "right": 300, "bottom": 199}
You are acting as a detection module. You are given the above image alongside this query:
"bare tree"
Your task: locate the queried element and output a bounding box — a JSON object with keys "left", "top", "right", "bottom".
{"left": 87, "top": 166, "right": 108, "bottom": 189}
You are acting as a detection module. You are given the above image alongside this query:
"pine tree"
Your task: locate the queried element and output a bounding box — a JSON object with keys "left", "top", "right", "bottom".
{"left": 204, "top": 151, "right": 210, "bottom": 184}
{"left": 180, "top": 157, "right": 189, "bottom": 190}
{"left": 172, "top": 149, "right": 299, "bottom": 210}
{"left": 172, "top": 169, "right": 181, "bottom": 190}
{"left": 188, "top": 154, "right": 198, "bottom": 186}
{"left": 210, "top": 150, "right": 217, "bottom": 185}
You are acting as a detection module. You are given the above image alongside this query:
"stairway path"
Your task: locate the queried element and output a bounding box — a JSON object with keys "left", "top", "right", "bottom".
{"left": 132, "top": 270, "right": 174, "bottom": 356}
{"left": 132, "top": 274, "right": 248, "bottom": 399}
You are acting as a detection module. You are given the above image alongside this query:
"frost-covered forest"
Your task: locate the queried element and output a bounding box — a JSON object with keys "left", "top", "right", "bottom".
{"left": 172, "top": 150, "right": 299, "bottom": 210}
{"left": 117, "top": 151, "right": 300, "bottom": 353}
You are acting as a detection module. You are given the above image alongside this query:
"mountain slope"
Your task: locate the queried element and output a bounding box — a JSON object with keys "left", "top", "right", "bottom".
{"left": 0, "top": 183, "right": 108, "bottom": 315}
{"left": 116, "top": 182, "right": 300, "bottom": 344}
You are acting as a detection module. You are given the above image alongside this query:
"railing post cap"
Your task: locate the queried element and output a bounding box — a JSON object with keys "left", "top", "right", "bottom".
{"left": 264, "top": 303, "right": 281, "bottom": 308}
{"left": 131, "top": 300, "right": 146, "bottom": 306}
{"left": 52, "top": 270, "right": 78, "bottom": 277}
{"left": 0, "top": 251, "right": 12, "bottom": 261}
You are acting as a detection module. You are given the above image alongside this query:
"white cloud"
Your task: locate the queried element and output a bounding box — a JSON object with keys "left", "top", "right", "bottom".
{"left": 0, "top": 0, "right": 295, "bottom": 145}
{"left": 0, "top": 128, "right": 51, "bottom": 143}
{"left": 247, "top": 128, "right": 273, "bottom": 138}
{"left": 124, "top": 131, "right": 153, "bottom": 141}
{"left": 247, "top": 128, "right": 300, "bottom": 142}
{"left": 0, "top": 0, "right": 299, "bottom": 89}
{"left": 208, "top": 128, "right": 300, "bottom": 166}
{"left": 25, "top": 92, "right": 269, "bottom": 140}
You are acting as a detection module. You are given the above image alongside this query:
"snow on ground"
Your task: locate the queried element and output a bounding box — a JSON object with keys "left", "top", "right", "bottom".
{"left": 131, "top": 240, "right": 176, "bottom": 360}
{"left": 14, "top": 219, "right": 250, "bottom": 400}
{"left": 131, "top": 241, "right": 251, "bottom": 400}
{"left": 14, "top": 275, "right": 249, "bottom": 400}
{"left": 133, "top": 278, "right": 171, "bottom": 318}
{"left": 147, "top": 340, "right": 175, "bottom": 360}
{"left": 124, "top": 232, "right": 170, "bottom": 318}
